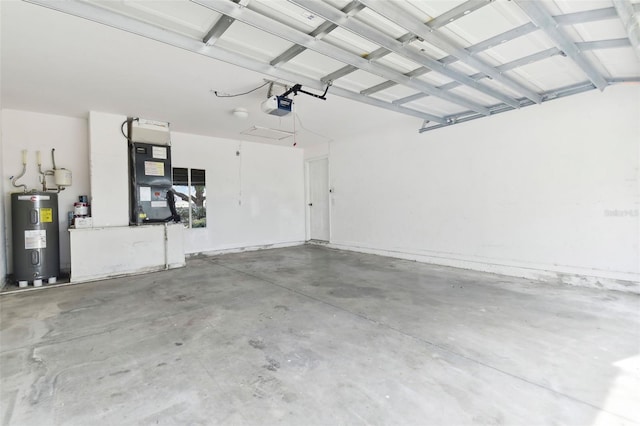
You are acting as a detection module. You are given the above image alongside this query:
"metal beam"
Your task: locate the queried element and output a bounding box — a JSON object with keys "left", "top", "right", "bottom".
{"left": 576, "top": 38, "right": 631, "bottom": 51}
{"left": 608, "top": 77, "right": 640, "bottom": 83}
{"left": 322, "top": 65, "right": 357, "bottom": 84}
{"left": 467, "top": 23, "right": 537, "bottom": 54}
{"left": 23, "top": 0, "right": 446, "bottom": 124}
{"left": 613, "top": 0, "right": 640, "bottom": 61}
{"left": 270, "top": 1, "right": 364, "bottom": 66}
{"left": 419, "top": 81, "right": 599, "bottom": 132}
{"left": 203, "top": 14, "right": 235, "bottom": 46}
{"left": 358, "top": 0, "right": 543, "bottom": 104}
{"left": 320, "top": 33, "right": 416, "bottom": 83}
{"left": 426, "top": 0, "right": 493, "bottom": 29}
{"left": 318, "top": 1, "right": 488, "bottom": 87}
{"left": 393, "top": 48, "right": 563, "bottom": 106}
{"left": 195, "top": 0, "right": 491, "bottom": 115}
{"left": 553, "top": 7, "right": 618, "bottom": 25}
{"left": 202, "top": 0, "right": 242, "bottom": 45}
{"left": 290, "top": 0, "right": 521, "bottom": 107}
{"left": 497, "top": 47, "right": 562, "bottom": 72}
{"left": 514, "top": 0, "right": 608, "bottom": 91}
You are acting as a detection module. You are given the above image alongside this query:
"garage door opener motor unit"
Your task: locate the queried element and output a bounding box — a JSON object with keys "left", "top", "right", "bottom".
{"left": 126, "top": 118, "right": 178, "bottom": 225}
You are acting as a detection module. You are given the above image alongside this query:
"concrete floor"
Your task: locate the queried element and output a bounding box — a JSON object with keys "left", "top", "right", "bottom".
{"left": 1, "top": 246, "right": 639, "bottom": 425}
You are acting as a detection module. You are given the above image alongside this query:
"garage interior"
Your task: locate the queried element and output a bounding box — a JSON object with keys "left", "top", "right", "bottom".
{"left": 1, "top": 0, "right": 639, "bottom": 424}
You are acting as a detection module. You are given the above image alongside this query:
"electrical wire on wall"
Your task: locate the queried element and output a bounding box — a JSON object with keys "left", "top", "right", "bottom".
{"left": 293, "top": 112, "right": 333, "bottom": 144}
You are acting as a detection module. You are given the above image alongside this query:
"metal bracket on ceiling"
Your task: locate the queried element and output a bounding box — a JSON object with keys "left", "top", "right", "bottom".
{"left": 418, "top": 120, "right": 431, "bottom": 133}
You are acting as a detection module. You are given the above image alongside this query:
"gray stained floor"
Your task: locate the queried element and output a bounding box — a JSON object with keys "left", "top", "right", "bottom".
{"left": 1, "top": 245, "right": 639, "bottom": 425}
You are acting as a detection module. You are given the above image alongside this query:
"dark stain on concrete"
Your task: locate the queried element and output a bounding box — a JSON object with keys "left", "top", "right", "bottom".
{"left": 249, "top": 339, "right": 266, "bottom": 350}
{"left": 274, "top": 305, "right": 289, "bottom": 311}
{"left": 264, "top": 357, "right": 280, "bottom": 371}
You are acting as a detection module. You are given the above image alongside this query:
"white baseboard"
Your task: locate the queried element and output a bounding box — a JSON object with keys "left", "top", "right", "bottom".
{"left": 327, "top": 241, "right": 640, "bottom": 294}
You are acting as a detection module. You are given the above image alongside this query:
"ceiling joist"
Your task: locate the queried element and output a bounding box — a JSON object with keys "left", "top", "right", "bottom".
{"left": 20, "top": 0, "right": 640, "bottom": 133}
{"left": 513, "top": 0, "right": 608, "bottom": 91}
{"left": 358, "top": 0, "right": 544, "bottom": 104}
{"left": 194, "top": 0, "right": 493, "bottom": 115}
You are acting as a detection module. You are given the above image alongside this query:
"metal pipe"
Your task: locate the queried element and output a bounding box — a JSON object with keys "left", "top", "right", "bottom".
{"left": 51, "top": 148, "right": 58, "bottom": 170}
{"left": 36, "top": 150, "right": 47, "bottom": 191}
{"left": 164, "top": 223, "right": 169, "bottom": 270}
{"left": 11, "top": 150, "right": 28, "bottom": 193}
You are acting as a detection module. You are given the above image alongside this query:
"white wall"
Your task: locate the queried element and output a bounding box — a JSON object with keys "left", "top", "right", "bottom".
{"left": 1, "top": 110, "right": 90, "bottom": 273}
{"left": 1, "top": 109, "right": 305, "bottom": 281}
{"left": 171, "top": 132, "right": 305, "bottom": 254}
{"left": 326, "top": 85, "right": 640, "bottom": 292}
{"left": 0, "top": 109, "right": 5, "bottom": 283}
{"left": 89, "top": 111, "right": 129, "bottom": 227}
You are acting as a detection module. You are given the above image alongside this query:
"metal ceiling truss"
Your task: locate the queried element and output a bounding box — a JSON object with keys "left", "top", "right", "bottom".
{"left": 288, "top": 0, "right": 521, "bottom": 108}
{"left": 613, "top": 0, "right": 640, "bottom": 62}
{"left": 357, "top": 0, "right": 544, "bottom": 104}
{"left": 23, "top": 0, "right": 640, "bottom": 133}
{"left": 269, "top": 0, "right": 365, "bottom": 67}
{"left": 513, "top": 0, "right": 608, "bottom": 91}
{"left": 194, "top": 0, "right": 492, "bottom": 115}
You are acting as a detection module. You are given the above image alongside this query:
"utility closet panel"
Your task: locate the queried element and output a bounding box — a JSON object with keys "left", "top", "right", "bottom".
{"left": 128, "top": 119, "right": 173, "bottom": 224}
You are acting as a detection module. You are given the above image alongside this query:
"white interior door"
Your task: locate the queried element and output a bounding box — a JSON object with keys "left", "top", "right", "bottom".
{"left": 308, "top": 158, "right": 330, "bottom": 241}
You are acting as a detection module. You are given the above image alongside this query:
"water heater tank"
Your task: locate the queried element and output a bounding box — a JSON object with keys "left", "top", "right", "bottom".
{"left": 11, "top": 192, "right": 60, "bottom": 283}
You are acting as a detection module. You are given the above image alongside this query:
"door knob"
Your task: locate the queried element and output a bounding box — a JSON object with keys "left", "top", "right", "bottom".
{"left": 308, "top": 203, "right": 313, "bottom": 206}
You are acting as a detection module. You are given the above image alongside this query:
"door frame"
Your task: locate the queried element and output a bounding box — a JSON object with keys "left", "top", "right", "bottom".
{"left": 305, "top": 156, "right": 331, "bottom": 242}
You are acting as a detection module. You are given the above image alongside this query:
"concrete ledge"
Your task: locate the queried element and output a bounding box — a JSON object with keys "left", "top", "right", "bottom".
{"left": 69, "top": 224, "right": 185, "bottom": 283}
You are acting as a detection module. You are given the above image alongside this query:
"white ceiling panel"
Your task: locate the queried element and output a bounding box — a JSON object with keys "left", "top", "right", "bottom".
{"left": 375, "top": 52, "right": 422, "bottom": 74}
{"left": 446, "top": 60, "right": 482, "bottom": 77}
{"left": 5, "top": 0, "right": 639, "bottom": 134}
{"left": 444, "top": 3, "right": 522, "bottom": 46}
{"left": 402, "top": 0, "right": 449, "bottom": 21}
{"left": 331, "top": 69, "right": 390, "bottom": 92}
{"left": 375, "top": 84, "right": 423, "bottom": 100}
{"left": 354, "top": 8, "right": 412, "bottom": 39}
{"left": 405, "top": 95, "right": 469, "bottom": 117}
{"left": 279, "top": 50, "right": 348, "bottom": 80}
{"left": 448, "top": 84, "right": 506, "bottom": 107}
{"left": 590, "top": 48, "right": 640, "bottom": 77}
{"left": 323, "top": 27, "right": 381, "bottom": 56}
{"left": 481, "top": 76, "right": 537, "bottom": 100}
{"left": 415, "top": 72, "right": 456, "bottom": 87}
{"left": 249, "top": 0, "right": 321, "bottom": 33}
{"left": 477, "top": 32, "right": 554, "bottom": 65}
{"left": 507, "top": 56, "right": 589, "bottom": 92}
{"left": 570, "top": 20, "right": 629, "bottom": 42}
{"left": 84, "top": 0, "right": 221, "bottom": 39}
{"left": 552, "top": 0, "right": 615, "bottom": 14}
{"left": 216, "top": 21, "right": 294, "bottom": 62}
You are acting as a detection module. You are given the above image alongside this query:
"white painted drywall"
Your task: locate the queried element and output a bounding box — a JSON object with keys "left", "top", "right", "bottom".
{"left": 0, "top": 108, "right": 5, "bottom": 283}
{"left": 303, "top": 141, "right": 329, "bottom": 161}
{"left": 1, "top": 110, "right": 90, "bottom": 273}
{"left": 1, "top": 109, "right": 305, "bottom": 283}
{"left": 327, "top": 85, "right": 640, "bottom": 291}
{"left": 171, "top": 131, "right": 305, "bottom": 254}
{"left": 89, "top": 111, "right": 129, "bottom": 227}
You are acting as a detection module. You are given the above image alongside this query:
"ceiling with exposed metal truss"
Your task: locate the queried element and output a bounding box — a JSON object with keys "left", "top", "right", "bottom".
{"left": 3, "top": 0, "right": 640, "bottom": 137}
